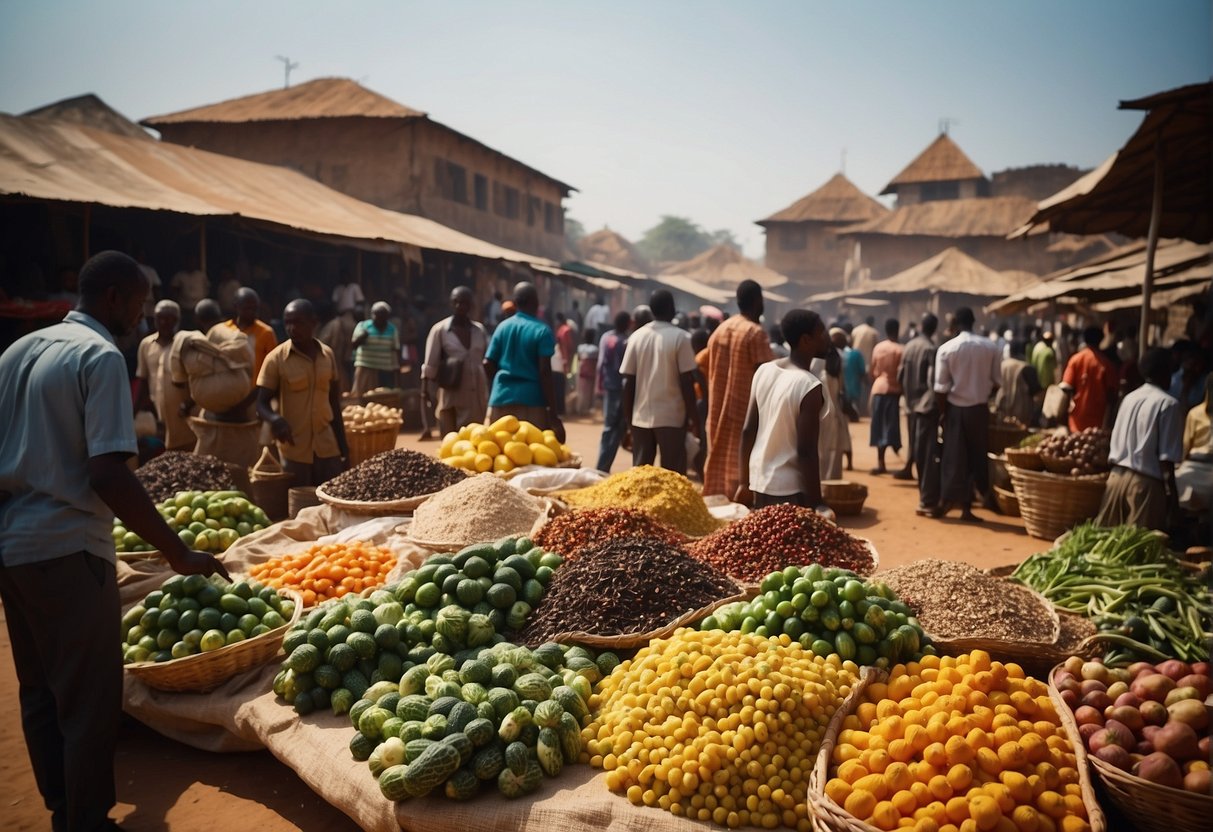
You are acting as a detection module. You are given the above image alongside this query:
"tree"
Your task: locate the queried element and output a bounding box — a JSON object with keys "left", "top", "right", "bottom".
{"left": 564, "top": 216, "right": 586, "bottom": 247}
{"left": 708, "top": 228, "right": 740, "bottom": 250}
{"left": 636, "top": 216, "right": 714, "bottom": 264}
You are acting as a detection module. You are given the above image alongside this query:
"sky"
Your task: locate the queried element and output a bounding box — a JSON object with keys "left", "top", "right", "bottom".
{"left": 1, "top": 1, "right": 1209, "bottom": 258}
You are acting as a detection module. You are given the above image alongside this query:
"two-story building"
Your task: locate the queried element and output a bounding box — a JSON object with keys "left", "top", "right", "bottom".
{"left": 143, "top": 78, "right": 575, "bottom": 260}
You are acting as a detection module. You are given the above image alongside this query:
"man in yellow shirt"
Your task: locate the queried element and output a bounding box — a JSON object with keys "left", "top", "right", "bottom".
{"left": 256, "top": 300, "right": 348, "bottom": 486}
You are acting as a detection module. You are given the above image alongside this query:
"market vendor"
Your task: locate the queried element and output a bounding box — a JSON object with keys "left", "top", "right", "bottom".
{"left": 422, "top": 286, "right": 489, "bottom": 436}
{"left": 1095, "top": 347, "right": 1184, "bottom": 530}
{"left": 1175, "top": 375, "right": 1212, "bottom": 514}
{"left": 483, "top": 282, "right": 565, "bottom": 441}
{"left": 0, "top": 251, "right": 228, "bottom": 832}
{"left": 350, "top": 300, "right": 401, "bottom": 396}
{"left": 256, "top": 299, "right": 349, "bottom": 486}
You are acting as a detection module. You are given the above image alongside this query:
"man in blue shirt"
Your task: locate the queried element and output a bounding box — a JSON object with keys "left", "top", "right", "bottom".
{"left": 484, "top": 283, "right": 565, "bottom": 441}
{"left": 595, "top": 310, "right": 633, "bottom": 472}
{"left": 0, "top": 251, "right": 228, "bottom": 832}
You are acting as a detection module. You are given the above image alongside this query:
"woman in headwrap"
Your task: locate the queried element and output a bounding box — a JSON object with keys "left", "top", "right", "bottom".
{"left": 351, "top": 301, "right": 401, "bottom": 395}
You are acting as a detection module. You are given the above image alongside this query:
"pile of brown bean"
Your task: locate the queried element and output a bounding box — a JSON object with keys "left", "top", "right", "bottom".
{"left": 320, "top": 449, "right": 466, "bottom": 501}
{"left": 878, "top": 559, "right": 1056, "bottom": 643}
{"left": 533, "top": 507, "right": 688, "bottom": 559}
{"left": 519, "top": 538, "right": 738, "bottom": 643}
{"left": 136, "top": 452, "right": 236, "bottom": 502}
{"left": 687, "top": 503, "right": 874, "bottom": 583}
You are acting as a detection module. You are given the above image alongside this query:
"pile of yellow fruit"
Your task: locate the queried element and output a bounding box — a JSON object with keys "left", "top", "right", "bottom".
{"left": 824, "top": 650, "right": 1091, "bottom": 832}
{"left": 586, "top": 627, "right": 858, "bottom": 831}
{"left": 438, "top": 414, "right": 573, "bottom": 473}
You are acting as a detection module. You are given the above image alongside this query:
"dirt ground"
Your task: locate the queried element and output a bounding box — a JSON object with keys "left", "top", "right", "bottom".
{"left": 1, "top": 416, "right": 1046, "bottom": 831}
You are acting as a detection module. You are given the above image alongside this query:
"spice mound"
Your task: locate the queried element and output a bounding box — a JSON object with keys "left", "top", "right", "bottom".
{"left": 554, "top": 465, "right": 721, "bottom": 537}
{"left": 408, "top": 473, "right": 545, "bottom": 547}
{"left": 136, "top": 452, "right": 236, "bottom": 502}
{"left": 688, "top": 503, "right": 874, "bottom": 583}
{"left": 519, "top": 538, "right": 738, "bottom": 643}
{"left": 533, "top": 507, "right": 688, "bottom": 559}
{"left": 319, "top": 449, "right": 466, "bottom": 502}
{"left": 878, "top": 559, "right": 1057, "bottom": 643}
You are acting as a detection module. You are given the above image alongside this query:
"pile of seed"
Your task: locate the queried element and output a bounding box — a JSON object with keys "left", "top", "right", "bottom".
{"left": 687, "top": 504, "right": 874, "bottom": 583}
{"left": 519, "top": 538, "right": 738, "bottom": 643}
{"left": 1056, "top": 610, "right": 1098, "bottom": 652}
{"left": 136, "top": 452, "right": 236, "bottom": 502}
{"left": 320, "top": 449, "right": 466, "bottom": 501}
{"left": 533, "top": 507, "right": 688, "bottom": 559}
{"left": 878, "top": 559, "right": 1056, "bottom": 643}
{"left": 555, "top": 466, "right": 722, "bottom": 537}
{"left": 409, "top": 473, "right": 545, "bottom": 547}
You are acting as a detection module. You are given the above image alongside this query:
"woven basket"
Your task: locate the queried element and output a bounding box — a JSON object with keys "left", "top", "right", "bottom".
{"left": 809, "top": 666, "right": 1106, "bottom": 832}
{"left": 1005, "top": 447, "right": 1045, "bottom": 470}
{"left": 125, "top": 589, "right": 302, "bottom": 693}
{"left": 345, "top": 425, "right": 400, "bottom": 467}
{"left": 989, "top": 422, "right": 1030, "bottom": 454}
{"left": 288, "top": 486, "right": 321, "bottom": 518}
{"left": 1049, "top": 665, "right": 1202, "bottom": 832}
{"left": 1041, "top": 453, "right": 1079, "bottom": 475}
{"left": 822, "top": 480, "right": 868, "bottom": 516}
{"left": 927, "top": 579, "right": 1062, "bottom": 671}
{"left": 993, "top": 485, "right": 1020, "bottom": 517}
{"left": 314, "top": 483, "right": 443, "bottom": 517}
{"left": 1008, "top": 465, "right": 1107, "bottom": 540}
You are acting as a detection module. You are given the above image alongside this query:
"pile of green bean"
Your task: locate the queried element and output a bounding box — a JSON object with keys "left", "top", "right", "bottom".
{"left": 1012, "top": 522, "right": 1212, "bottom": 665}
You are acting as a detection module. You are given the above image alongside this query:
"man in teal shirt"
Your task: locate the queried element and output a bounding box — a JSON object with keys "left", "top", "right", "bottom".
{"left": 484, "top": 282, "right": 565, "bottom": 441}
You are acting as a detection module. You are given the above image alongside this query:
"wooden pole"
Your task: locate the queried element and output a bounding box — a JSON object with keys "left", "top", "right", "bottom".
{"left": 199, "top": 222, "right": 207, "bottom": 275}
{"left": 1138, "top": 137, "right": 1163, "bottom": 356}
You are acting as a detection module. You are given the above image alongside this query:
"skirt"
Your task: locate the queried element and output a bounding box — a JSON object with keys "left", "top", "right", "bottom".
{"left": 869, "top": 393, "right": 902, "bottom": 450}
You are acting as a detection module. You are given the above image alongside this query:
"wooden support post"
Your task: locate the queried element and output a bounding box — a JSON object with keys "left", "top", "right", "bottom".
{"left": 1138, "top": 137, "right": 1163, "bottom": 356}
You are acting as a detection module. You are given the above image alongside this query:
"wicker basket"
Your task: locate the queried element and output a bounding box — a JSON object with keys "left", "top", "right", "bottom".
{"left": 125, "top": 589, "right": 302, "bottom": 693}
{"left": 993, "top": 485, "right": 1020, "bottom": 517}
{"left": 1041, "top": 453, "right": 1079, "bottom": 475}
{"left": 1049, "top": 665, "right": 1202, "bottom": 832}
{"left": 345, "top": 425, "right": 400, "bottom": 467}
{"left": 989, "top": 422, "right": 1030, "bottom": 454}
{"left": 1008, "top": 465, "right": 1107, "bottom": 540}
{"left": 822, "top": 480, "right": 868, "bottom": 516}
{"left": 314, "top": 484, "right": 444, "bottom": 517}
{"left": 927, "top": 578, "right": 1062, "bottom": 671}
{"left": 248, "top": 447, "right": 294, "bottom": 522}
{"left": 1005, "top": 447, "right": 1045, "bottom": 470}
{"left": 288, "top": 486, "right": 321, "bottom": 518}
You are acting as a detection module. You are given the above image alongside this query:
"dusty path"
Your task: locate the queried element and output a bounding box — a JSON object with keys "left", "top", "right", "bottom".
{"left": 1, "top": 415, "right": 1046, "bottom": 830}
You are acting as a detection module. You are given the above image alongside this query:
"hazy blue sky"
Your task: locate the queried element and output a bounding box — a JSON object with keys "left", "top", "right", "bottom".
{"left": 1, "top": 1, "right": 1209, "bottom": 256}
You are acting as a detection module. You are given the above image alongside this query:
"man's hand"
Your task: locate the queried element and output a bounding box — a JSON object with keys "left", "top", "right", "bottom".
{"left": 270, "top": 415, "right": 295, "bottom": 444}
{"left": 550, "top": 415, "right": 566, "bottom": 444}
{"left": 621, "top": 428, "right": 632, "bottom": 452}
{"left": 166, "top": 550, "right": 231, "bottom": 581}
{"left": 733, "top": 484, "right": 754, "bottom": 507}
{"left": 814, "top": 503, "right": 837, "bottom": 523}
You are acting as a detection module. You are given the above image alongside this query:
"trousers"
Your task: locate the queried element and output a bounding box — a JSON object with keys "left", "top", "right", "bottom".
{"left": 632, "top": 426, "right": 687, "bottom": 475}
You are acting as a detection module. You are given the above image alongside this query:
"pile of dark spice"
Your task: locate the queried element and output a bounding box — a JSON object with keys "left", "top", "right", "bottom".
{"left": 533, "top": 507, "right": 688, "bottom": 559}
{"left": 136, "top": 452, "right": 236, "bottom": 502}
{"left": 687, "top": 503, "right": 874, "bottom": 583}
{"left": 320, "top": 449, "right": 466, "bottom": 501}
{"left": 519, "top": 538, "right": 738, "bottom": 643}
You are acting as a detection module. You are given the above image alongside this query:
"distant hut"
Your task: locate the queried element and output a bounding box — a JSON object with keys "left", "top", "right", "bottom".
{"left": 757, "top": 172, "right": 888, "bottom": 295}
{"left": 658, "top": 244, "right": 791, "bottom": 312}
{"left": 577, "top": 228, "right": 652, "bottom": 274}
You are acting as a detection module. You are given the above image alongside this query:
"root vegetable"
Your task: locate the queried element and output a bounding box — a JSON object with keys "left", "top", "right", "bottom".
{"left": 1153, "top": 721, "right": 1200, "bottom": 761}
{"left": 1106, "top": 705, "right": 1144, "bottom": 733}
{"left": 1157, "top": 659, "right": 1191, "bottom": 681}
{"left": 1140, "top": 700, "right": 1169, "bottom": 726}
{"left": 1176, "top": 674, "right": 1210, "bottom": 699}
{"left": 1166, "top": 698, "right": 1210, "bottom": 732}
{"left": 1080, "top": 678, "right": 1107, "bottom": 695}
{"left": 1081, "top": 690, "right": 1113, "bottom": 710}
{"left": 1106, "top": 680, "right": 1129, "bottom": 700}
{"left": 1134, "top": 752, "right": 1184, "bottom": 789}
{"left": 1094, "top": 745, "right": 1133, "bottom": 771}
{"left": 1082, "top": 660, "right": 1110, "bottom": 683}
{"left": 1131, "top": 673, "right": 1177, "bottom": 702}
{"left": 1184, "top": 769, "right": 1211, "bottom": 795}
{"left": 1074, "top": 705, "right": 1104, "bottom": 727}
{"left": 1165, "top": 686, "right": 1202, "bottom": 706}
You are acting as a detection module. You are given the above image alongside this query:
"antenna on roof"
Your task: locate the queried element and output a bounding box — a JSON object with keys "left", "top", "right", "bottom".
{"left": 274, "top": 55, "right": 299, "bottom": 89}
{"left": 938, "top": 117, "right": 958, "bottom": 135}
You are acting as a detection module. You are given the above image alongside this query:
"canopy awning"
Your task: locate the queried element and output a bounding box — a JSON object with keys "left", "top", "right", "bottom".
{"left": 0, "top": 113, "right": 560, "bottom": 269}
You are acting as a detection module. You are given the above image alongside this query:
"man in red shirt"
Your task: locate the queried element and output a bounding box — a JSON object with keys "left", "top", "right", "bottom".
{"left": 1061, "top": 326, "right": 1118, "bottom": 432}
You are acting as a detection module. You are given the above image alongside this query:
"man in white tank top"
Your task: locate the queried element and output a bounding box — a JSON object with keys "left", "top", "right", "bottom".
{"left": 736, "top": 309, "right": 835, "bottom": 519}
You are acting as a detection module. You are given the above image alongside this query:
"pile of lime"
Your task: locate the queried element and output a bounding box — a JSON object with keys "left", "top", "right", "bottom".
{"left": 122, "top": 574, "right": 296, "bottom": 664}
{"left": 114, "top": 490, "right": 270, "bottom": 554}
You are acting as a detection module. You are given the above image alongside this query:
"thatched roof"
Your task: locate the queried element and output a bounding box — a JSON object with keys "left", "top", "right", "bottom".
{"left": 807, "top": 247, "right": 1038, "bottom": 302}
{"left": 660, "top": 244, "right": 789, "bottom": 291}
{"left": 577, "top": 228, "right": 651, "bottom": 274}
{"left": 143, "top": 78, "right": 425, "bottom": 125}
{"left": 23, "top": 93, "right": 151, "bottom": 141}
{"left": 881, "top": 133, "right": 985, "bottom": 195}
{"left": 836, "top": 196, "right": 1038, "bottom": 238}
{"left": 758, "top": 173, "right": 888, "bottom": 225}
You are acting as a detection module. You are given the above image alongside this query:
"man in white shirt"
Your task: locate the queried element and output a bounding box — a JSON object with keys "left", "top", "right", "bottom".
{"left": 332, "top": 273, "right": 365, "bottom": 318}
{"left": 1095, "top": 348, "right": 1184, "bottom": 530}
{"left": 583, "top": 295, "right": 611, "bottom": 342}
{"left": 850, "top": 316, "right": 879, "bottom": 416}
{"left": 620, "top": 290, "right": 701, "bottom": 475}
{"left": 930, "top": 306, "right": 1002, "bottom": 521}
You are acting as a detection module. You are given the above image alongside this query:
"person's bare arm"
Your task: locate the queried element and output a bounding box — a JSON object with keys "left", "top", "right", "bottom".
{"left": 797, "top": 386, "right": 830, "bottom": 516}
{"left": 734, "top": 396, "right": 760, "bottom": 507}
{"left": 257, "top": 386, "right": 293, "bottom": 445}
{"left": 89, "top": 453, "right": 229, "bottom": 578}
{"left": 680, "top": 371, "right": 701, "bottom": 436}
{"left": 329, "top": 380, "right": 348, "bottom": 459}
{"left": 535, "top": 355, "right": 566, "bottom": 443}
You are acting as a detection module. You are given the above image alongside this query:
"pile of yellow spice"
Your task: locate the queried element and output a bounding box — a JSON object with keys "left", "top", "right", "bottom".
{"left": 555, "top": 466, "right": 723, "bottom": 537}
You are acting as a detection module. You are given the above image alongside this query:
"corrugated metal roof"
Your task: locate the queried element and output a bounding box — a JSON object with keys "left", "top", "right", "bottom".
{"left": 882, "top": 133, "right": 985, "bottom": 194}
{"left": 0, "top": 114, "right": 557, "bottom": 268}
{"left": 23, "top": 93, "right": 152, "bottom": 141}
{"left": 142, "top": 78, "right": 425, "bottom": 125}
{"left": 758, "top": 172, "right": 888, "bottom": 224}
{"left": 836, "top": 196, "right": 1037, "bottom": 238}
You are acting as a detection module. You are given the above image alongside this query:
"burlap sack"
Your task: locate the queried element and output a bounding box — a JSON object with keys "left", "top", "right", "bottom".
{"left": 189, "top": 417, "right": 262, "bottom": 470}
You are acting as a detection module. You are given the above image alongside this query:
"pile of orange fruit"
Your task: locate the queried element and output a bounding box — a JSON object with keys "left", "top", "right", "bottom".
{"left": 247, "top": 541, "right": 396, "bottom": 607}
{"left": 824, "top": 650, "right": 1091, "bottom": 832}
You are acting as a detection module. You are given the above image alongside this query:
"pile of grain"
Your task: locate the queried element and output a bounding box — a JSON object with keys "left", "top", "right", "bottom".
{"left": 519, "top": 537, "right": 738, "bottom": 643}
{"left": 408, "top": 473, "right": 545, "bottom": 547}
{"left": 533, "top": 507, "right": 687, "bottom": 559}
{"left": 320, "top": 449, "right": 465, "bottom": 501}
{"left": 878, "top": 559, "right": 1056, "bottom": 643}
{"left": 554, "top": 466, "right": 721, "bottom": 537}
{"left": 136, "top": 452, "right": 235, "bottom": 502}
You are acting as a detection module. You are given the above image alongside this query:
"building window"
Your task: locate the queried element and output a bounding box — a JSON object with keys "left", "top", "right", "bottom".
{"left": 527, "top": 196, "right": 541, "bottom": 227}
{"left": 474, "top": 174, "right": 488, "bottom": 211}
{"left": 433, "top": 158, "right": 447, "bottom": 196}
{"left": 781, "top": 226, "right": 808, "bottom": 250}
{"left": 493, "top": 182, "right": 520, "bottom": 219}
{"left": 544, "top": 201, "right": 558, "bottom": 233}
{"left": 919, "top": 180, "right": 960, "bottom": 202}
{"left": 433, "top": 158, "right": 468, "bottom": 203}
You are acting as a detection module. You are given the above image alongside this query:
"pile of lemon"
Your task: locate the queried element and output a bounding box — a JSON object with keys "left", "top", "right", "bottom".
{"left": 585, "top": 628, "right": 857, "bottom": 831}
{"left": 438, "top": 414, "right": 573, "bottom": 473}
{"left": 824, "top": 649, "right": 1091, "bottom": 832}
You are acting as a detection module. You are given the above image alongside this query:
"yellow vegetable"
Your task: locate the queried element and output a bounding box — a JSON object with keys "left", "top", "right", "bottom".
{"left": 503, "top": 441, "right": 532, "bottom": 467}
{"left": 451, "top": 439, "right": 474, "bottom": 457}
{"left": 529, "top": 443, "right": 558, "bottom": 467}
{"left": 493, "top": 453, "right": 515, "bottom": 473}
{"left": 473, "top": 453, "right": 493, "bottom": 473}
{"left": 477, "top": 440, "right": 501, "bottom": 457}
{"left": 488, "top": 414, "right": 519, "bottom": 435}
{"left": 520, "top": 421, "right": 543, "bottom": 445}
{"left": 494, "top": 430, "right": 514, "bottom": 448}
